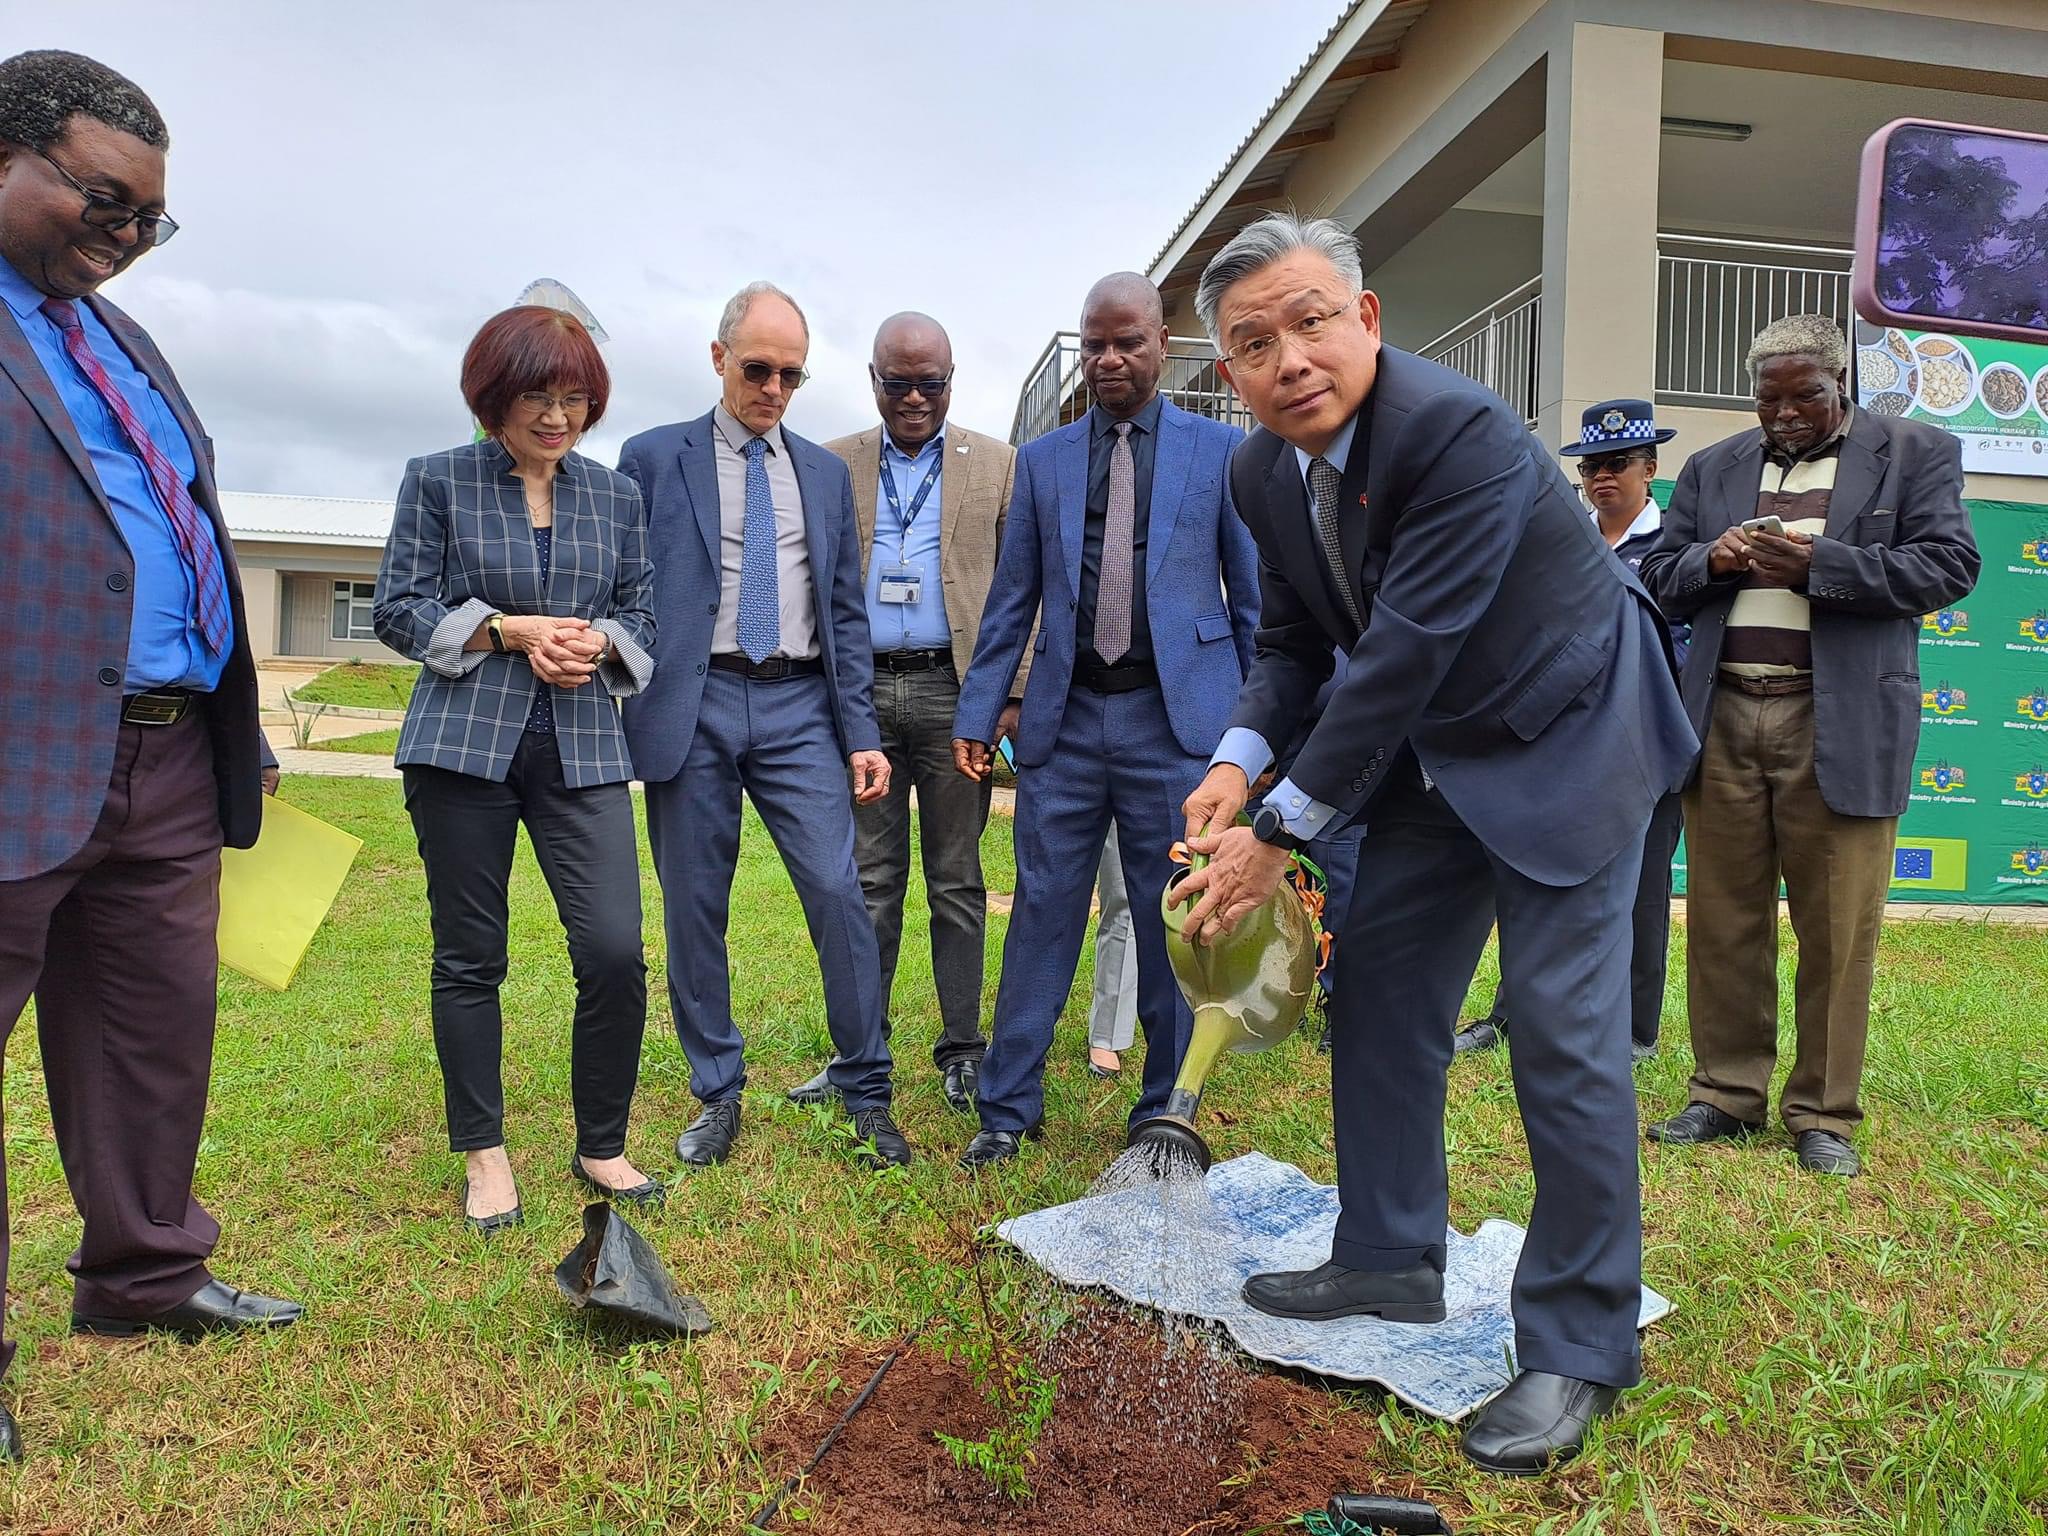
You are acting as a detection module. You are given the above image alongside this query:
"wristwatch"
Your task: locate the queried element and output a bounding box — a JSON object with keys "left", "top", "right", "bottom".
{"left": 1250, "top": 801, "right": 1306, "bottom": 853}
{"left": 486, "top": 613, "right": 508, "bottom": 653}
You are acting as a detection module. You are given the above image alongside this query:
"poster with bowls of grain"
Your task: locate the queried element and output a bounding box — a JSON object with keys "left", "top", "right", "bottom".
{"left": 1854, "top": 318, "right": 2048, "bottom": 477}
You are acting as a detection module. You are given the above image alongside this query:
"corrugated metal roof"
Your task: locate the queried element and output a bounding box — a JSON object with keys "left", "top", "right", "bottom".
{"left": 1149, "top": 0, "right": 1433, "bottom": 298}
{"left": 220, "top": 490, "right": 393, "bottom": 545}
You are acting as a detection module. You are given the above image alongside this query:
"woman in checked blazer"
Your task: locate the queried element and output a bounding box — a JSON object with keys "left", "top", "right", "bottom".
{"left": 374, "top": 305, "right": 660, "bottom": 1232}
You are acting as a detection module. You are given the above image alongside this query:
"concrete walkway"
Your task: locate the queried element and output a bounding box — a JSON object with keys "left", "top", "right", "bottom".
{"left": 275, "top": 747, "right": 401, "bottom": 780}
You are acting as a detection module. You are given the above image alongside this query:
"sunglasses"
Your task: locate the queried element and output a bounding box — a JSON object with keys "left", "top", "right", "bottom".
{"left": 874, "top": 371, "right": 953, "bottom": 398}
{"left": 737, "top": 360, "right": 809, "bottom": 390}
{"left": 1575, "top": 451, "right": 1652, "bottom": 479}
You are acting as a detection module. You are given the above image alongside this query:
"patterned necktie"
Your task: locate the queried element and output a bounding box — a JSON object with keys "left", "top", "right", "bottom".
{"left": 1308, "top": 455, "right": 1362, "bottom": 630}
{"left": 1094, "top": 420, "right": 1136, "bottom": 664}
{"left": 736, "top": 435, "right": 781, "bottom": 663}
{"left": 42, "top": 297, "right": 232, "bottom": 656}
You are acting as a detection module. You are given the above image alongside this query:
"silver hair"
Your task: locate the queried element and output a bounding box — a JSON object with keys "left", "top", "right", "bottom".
{"left": 1194, "top": 212, "right": 1365, "bottom": 350}
{"left": 717, "top": 281, "right": 809, "bottom": 348}
{"left": 1745, "top": 314, "right": 1848, "bottom": 381}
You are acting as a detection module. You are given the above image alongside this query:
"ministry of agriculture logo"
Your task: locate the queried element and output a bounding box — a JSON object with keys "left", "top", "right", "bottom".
{"left": 2016, "top": 767, "right": 2048, "bottom": 799}
{"left": 1919, "top": 761, "right": 1967, "bottom": 794}
{"left": 1924, "top": 608, "right": 1970, "bottom": 636}
{"left": 2025, "top": 538, "right": 2048, "bottom": 568}
{"left": 2019, "top": 689, "right": 2048, "bottom": 723}
{"left": 2012, "top": 845, "right": 2048, "bottom": 874}
{"left": 1924, "top": 683, "right": 1968, "bottom": 715}
{"left": 2022, "top": 613, "right": 2048, "bottom": 644}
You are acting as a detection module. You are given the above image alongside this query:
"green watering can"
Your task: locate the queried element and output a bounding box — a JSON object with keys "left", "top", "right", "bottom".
{"left": 1128, "top": 837, "right": 1320, "bottom": 1173}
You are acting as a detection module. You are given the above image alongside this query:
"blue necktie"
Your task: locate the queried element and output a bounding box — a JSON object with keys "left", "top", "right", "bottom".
{"left": 737, "top": 436, "right": 780, "bottom": 663}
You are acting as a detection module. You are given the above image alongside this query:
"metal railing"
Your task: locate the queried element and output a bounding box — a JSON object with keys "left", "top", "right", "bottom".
{"left": 1009, "top": 333, "right": 1255, "bottom": 445}
{"left": 1417, "top": 277, "right": 1542, "bottom": 426}
{"left": 1655, "top": 235, "right": 1853, "bottom": 406}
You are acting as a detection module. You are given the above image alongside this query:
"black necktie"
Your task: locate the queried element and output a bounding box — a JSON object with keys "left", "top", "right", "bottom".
{"left": 1308, "top": 456, "right": 1361, "bottom": 629}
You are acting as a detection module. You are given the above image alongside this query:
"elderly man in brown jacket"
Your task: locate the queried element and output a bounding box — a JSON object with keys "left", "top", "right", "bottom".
{"left": 787, "top": 313, "right": 1022, "bottom": 1113}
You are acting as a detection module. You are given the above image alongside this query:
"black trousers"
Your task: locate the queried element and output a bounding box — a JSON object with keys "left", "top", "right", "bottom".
{"left": 403, "top": 731, "right": 647, "bottom": 1158}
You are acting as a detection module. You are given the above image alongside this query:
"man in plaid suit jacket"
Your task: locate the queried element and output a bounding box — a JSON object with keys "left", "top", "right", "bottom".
{"left": 0, "top": 52, "right": 300, "bottom": 1459}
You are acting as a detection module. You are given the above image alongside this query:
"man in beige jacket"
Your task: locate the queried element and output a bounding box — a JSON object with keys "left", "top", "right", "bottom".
{"left": 787, "top": 313, "right": 1021, "bottom": 1113}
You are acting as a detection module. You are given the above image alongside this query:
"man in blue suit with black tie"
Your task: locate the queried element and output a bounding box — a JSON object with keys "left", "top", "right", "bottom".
{"left": 1175, "top": 216, "right": 1697, "bottom": 1476}
{"left": 619, "top": 282, "right": 909, "bottom": 1170}
{"left": 952, "top": 273, "right": 1258, "bottom": 1168}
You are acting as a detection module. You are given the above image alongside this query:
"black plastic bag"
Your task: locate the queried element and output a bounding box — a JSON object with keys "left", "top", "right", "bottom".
{"left": 554, "top": 1202, "right": 715, "bottom": 1337}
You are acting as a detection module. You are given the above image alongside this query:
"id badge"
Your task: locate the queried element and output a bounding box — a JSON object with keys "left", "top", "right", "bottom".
{"left": 878, "top": 563, "right": 923, "bottom": 604}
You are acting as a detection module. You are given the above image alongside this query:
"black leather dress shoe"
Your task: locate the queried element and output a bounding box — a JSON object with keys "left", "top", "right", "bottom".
{"left": 73, "top": 1278, "right": 304, "bottom": 1339}
{"left": 459, "top": 1176, "right": 524, "bottom": 1234}
{"left": 1631, "top": 1040, "right": 1658, "bottom": 1064}
{"left": 1461, "top": 1370, "right": 1621, "bottom": 1475}
{"left": 676, "top": 1100, "right": 742, "bottom": 1166}
{"left": 942, "top": 1058, "right": 979, "bottom": 1113}
{"left": 785, "top": 1062, "right": 840, "bottom": 1106}
{"left": 1795, "top": 1129, "right": 1862, "bottom": 1177}
{"left": 851, "top": 1107, "right": 913, "bottom": 1168}
{"left": 1645, "top": 1101, "right": 1763, "bottom": 1145}
{"left": 1242, "top": 1259, "right": 1446, "bottom": 1324}
{"left": 0, "top": 1402, "right": 19, "bottom": 1462}
{"left": 570, "top": 1155, "right": 668, "bottom": 1209}
{"left": 1454, "top": 1013, "right": 1507, "bottom": 1055}
{"left": 959, "top": 1123, "right": 1043, "bottom": 1170}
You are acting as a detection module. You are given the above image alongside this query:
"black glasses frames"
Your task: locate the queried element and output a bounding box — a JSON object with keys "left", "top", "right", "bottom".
{"left": 1575, "top": 452, "right": 1651, "bottom": 478}
{"left": 873, "top": 370, "right": 953, "bottom": 399}
{"left": 29, "top": 146, "right": 178, "bottom": 247}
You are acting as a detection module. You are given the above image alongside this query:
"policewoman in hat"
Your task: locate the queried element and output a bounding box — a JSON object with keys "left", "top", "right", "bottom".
{"left": 1456, "top": 399, "right": 1685, "bottom": 1063}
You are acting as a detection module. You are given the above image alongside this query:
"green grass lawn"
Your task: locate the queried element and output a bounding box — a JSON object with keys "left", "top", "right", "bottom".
{"left": 292, "top": 661, "right": 418, "bottom": 711}
{"left": 2, "top": 776, "right": 2042, "bottom": 1532}
{"left": 303, "top": 727, "right": 401, "bottom": 756}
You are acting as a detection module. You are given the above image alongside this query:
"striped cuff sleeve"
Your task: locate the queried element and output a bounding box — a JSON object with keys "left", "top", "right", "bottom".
{"left": 590, "top": 618, "right": 654, "bottom": 698}
{"left": 424, "top": 598, "right": 496, "bottom": 678}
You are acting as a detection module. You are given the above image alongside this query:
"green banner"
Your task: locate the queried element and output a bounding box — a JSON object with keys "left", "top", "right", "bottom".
{"left": 1658, "top": 489, "right": 2047, "bottom": 905}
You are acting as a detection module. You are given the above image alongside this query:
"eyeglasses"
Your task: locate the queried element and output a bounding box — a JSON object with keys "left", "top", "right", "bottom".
{"left": 516, "top": 391, "right": 592, "bottom": 415}
{"left": 31, "top": 147, "right": 178, "bottom": 247}
{"left": 1222, "top": 300, "right": 1355, "bottom": 373}
{"left": 738, "top": 360, "right": 809, "bottom": 391}
{"left": 1575, "top": 451, "right": 1651, "bottom": 479}
{"left": 874, "top": 370, "right": 952, "bottom": 398}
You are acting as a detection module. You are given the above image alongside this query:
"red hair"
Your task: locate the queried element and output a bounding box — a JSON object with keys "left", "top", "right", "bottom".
{"left": 461, "top": 305, "right": 610, "bottom": 434}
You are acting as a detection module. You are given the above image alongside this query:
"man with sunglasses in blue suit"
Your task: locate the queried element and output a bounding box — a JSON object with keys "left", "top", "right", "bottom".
{"left": 619, "top": 281, "right": 908, "bottom": 1172}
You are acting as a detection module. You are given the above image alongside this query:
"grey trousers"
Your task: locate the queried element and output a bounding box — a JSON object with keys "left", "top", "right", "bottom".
{"left": 853, "top": 663, "right": 992, "bottom": 1068}
{"left": 1088, "top": 824, "right": 1138, "bottom": 1052}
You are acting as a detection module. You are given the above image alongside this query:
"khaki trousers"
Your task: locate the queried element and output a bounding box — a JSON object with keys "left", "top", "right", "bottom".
{"left": 1682, "top": 681, "right": 1896, "bottom": 1136}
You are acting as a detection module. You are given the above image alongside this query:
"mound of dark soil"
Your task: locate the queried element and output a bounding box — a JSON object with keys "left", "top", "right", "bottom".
{"left": 758, "top": 1305, "right": 1447, "bottom": 1535}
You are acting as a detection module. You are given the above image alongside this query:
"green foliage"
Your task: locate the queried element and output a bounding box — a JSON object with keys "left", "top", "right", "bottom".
{"left": 303, "top": 727, "right": 401, "bottom": 755}
{"left": 292, "top": 660, "right": 419, "bottom": 710}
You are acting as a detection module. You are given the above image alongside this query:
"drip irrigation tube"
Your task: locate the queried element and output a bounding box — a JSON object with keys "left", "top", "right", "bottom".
{"left": 745, "top": 1321, "right": 928, "bottom": 1531}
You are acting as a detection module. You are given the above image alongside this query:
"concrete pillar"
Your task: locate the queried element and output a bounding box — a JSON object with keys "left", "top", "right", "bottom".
{"left": 1535, "top": 22, "right": 1665, "bottom": 450}
{"left": 240, "top": 563, "right": 283, "bottom": 661}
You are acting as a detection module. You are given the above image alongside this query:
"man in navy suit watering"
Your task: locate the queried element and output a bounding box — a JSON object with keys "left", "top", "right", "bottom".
{"left": 952, "top": 273, "right": 1258, "bottom": 1169}
{"left": 619, "top": 282, "right": 908, "bottom": 1171}
{"left": 1174, "top": 215, "right": 1697, "bottom": 1475}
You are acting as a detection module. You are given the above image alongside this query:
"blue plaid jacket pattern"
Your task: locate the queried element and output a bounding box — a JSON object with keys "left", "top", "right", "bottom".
{"left": 0, "top": 294, "right": 263, "bottom": 880}
{"left": 374, "top": 440, "right": 656, "bottom": 786}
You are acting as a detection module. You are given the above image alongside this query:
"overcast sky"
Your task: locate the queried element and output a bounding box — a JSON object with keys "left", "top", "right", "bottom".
{"left": 18, "top": 2, "right": 1339, "bottom": 499}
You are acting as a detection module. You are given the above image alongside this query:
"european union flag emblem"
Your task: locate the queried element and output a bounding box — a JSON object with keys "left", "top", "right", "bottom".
{"left": 1894, "top": 847, "right": 1935, "bottom": 881}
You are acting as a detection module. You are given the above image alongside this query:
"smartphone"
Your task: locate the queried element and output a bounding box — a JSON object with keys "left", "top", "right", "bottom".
{"left": 1854, "top": 118, "right": 2048, "bottom": 345}
{"left": 1741, "top": 515, "right": 1786, "bottom": 538}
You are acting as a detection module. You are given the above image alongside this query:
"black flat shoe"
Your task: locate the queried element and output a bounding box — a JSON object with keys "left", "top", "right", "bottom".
{"left": 676, "top": 1100, "right": 742, "bottom": 1167}
{"left": 1454, "top": 1013, "right": 1507, "bottom": 1055}
{"left": 0, "top": 1403, "right": 20, "bottom": 1462}
{"left": 1631, "top": 1041, "right": 1658, "bottom": 1064}
{"left": 851, "top": 1107, "right": 913, "bottom": 1168}
{"left": 785, "top": 1062, "right": 840, "bottom": 1106}
{"left": 1645, "top": 1101, "right": 1763, "bottom": 1145}
{"left": 457, "top": 1177, "right": 523, "bottom": 1235}
{"left": 959, "top": 1122, "right": 1043, "bottom": 1170}
{"left": 1241, "top": 1259, "right": 1446, "bottom": 1324}
{"left": 570, "top": 1155, "right": 668, "bottom": 1208}
{"left": 1461, "top": 1370, "right": 1622, "bottom": 1476}
{"left": 73, "top": 1278, "right": 304, "bottom": 1339}
{"left": 942, "top": 1058, "right": 980, "bottom": 1113}
{"left": 1795, "top": 1129, "right": 1862, "bottom": 1177}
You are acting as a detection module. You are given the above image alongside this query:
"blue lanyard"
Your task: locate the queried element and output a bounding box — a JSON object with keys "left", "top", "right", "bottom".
{"left": 879, "top": 440, "right": 944, "bottom": 541}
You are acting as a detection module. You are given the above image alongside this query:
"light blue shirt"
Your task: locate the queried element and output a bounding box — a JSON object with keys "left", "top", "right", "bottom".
{"left": 0, "top": 255, "right": 227, "bottom": 692}
{"left": 864, "top": 428, "right": 953, "bottom": 652}
{"left": 1211, "top": 413, "right": 1361, "bottom": 839}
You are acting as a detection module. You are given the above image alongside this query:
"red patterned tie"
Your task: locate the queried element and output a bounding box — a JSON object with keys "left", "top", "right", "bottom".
{"left": 41, "top": 297, "right": 231, "bottom": 656}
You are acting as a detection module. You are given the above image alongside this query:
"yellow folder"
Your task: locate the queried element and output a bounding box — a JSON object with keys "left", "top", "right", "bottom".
{"left": 217, "top": 797, "right": 363, "bottom": 990}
